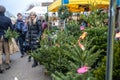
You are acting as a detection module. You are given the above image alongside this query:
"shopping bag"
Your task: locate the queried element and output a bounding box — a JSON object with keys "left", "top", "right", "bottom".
{"left": 9, "top": 38, "right": 20, "bottom": 55}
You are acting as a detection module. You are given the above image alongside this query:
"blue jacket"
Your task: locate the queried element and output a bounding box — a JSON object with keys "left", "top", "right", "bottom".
{"left": 15, "top": 19, "right": 28, "bottom": 34}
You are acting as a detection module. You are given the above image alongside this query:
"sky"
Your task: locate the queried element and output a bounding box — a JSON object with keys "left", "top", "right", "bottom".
{"left": 0, "top": 0, "right": 53, "bottom": 16}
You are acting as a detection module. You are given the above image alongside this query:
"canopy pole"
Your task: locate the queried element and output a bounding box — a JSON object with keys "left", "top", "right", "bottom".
{"left": 61, "top": 0, "right": 63, "bottom": 5}
{"left": 106, "top": 0, "right": 116, "bottom": 80}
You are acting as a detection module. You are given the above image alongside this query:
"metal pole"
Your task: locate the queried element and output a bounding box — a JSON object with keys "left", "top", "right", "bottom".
{"left": 106, "top": 0, "right": 116, "bottom": 80}
{"left": 61, "top": 0, "right": 63, "bottom": 5}
{"left": 47, "top": 5, "right": 49, "bottom": 30}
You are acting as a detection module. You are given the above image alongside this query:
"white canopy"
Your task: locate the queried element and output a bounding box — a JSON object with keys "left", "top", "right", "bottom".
{"left": 25, "top": 6, "right": 47, "bottom": 16}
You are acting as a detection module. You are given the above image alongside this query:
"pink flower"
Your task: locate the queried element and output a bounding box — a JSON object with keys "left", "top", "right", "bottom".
{"left": 80, "top": 26, "right": 85, "bottom": 30}
{"left": 77, "top": 66, "right": 89, "bottom": 74}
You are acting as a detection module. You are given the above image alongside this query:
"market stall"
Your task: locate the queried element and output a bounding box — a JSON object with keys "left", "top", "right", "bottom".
{"left": 48, "top": 0, "right": 109, "bottom": 12}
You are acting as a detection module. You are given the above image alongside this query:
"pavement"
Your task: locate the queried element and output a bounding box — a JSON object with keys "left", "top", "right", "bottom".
{"left": 0, "top": 52, "right": 52, "bottom": 80}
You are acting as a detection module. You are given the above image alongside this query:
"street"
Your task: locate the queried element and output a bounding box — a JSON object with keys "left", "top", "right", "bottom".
{"left": 0, "top": 52, "right": 51, "bottom": 80}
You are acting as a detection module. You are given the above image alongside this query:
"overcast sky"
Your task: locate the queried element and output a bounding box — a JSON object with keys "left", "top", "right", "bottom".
{"left": 0, "top": 0, "right": 53, "bottom": 16}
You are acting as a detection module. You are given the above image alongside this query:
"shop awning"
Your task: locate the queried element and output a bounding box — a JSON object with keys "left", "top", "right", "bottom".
{"left": 48, "top": 0, "right": 109, "bottom": 12}
{"left": 48, "top": 0, "right": 61, "bottom": 12}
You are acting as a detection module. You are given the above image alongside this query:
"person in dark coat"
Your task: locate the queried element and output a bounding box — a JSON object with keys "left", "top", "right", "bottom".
{"left": 15, "top": 13, "right": 28, "bottom": 58}
{"left": 26, "top": 12, "right": 42, "bottom": 67}
{"left": 0, "top": 5, "right": 12, "bottom": 73}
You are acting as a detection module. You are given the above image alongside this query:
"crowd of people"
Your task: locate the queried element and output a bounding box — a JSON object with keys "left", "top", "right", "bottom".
{"left": 0, "top": 5, "right": 48, "bottom": 73}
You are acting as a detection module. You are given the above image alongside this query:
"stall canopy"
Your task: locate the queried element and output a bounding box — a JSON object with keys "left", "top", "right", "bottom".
{"left": 48, "top": 0, "right": 109, "bottom": 12}
{"left": 25, "top": 6, "right": 47, "bottom": 16}
{"left": 48, "top": 0, "right": 61, "bottom": 12}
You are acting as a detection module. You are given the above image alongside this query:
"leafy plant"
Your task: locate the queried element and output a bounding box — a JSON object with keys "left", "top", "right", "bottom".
{"left": 31, "top": 10, "right": 109, "bottom": 79}
{"left": 93, "top": 41, "right": 120, "bottom": 80}
{"left": 58, "top": 5, "right": 72, "bottom": 20}
{"left": 4, "top": 27, "right": 19, "bottom": 41}
{"left": 52, "top": 71, "right": 97, "bottom": 80}
{"left": 80, "top": 9, "right": 108, "bottom": 28}
{"left": 65, "top": 20, "right": 81, "bottom": 38}
{"left": 45, "top": 13, "right": 48, "bottom": 22}
{"left": 51, "top": 38, "right": 101, "bottom": 80}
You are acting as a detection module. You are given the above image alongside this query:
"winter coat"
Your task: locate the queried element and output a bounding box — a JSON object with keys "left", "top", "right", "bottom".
{"left": 26, "top": 19, "right": 42, "bottom": 50}
{"left": 0, "top": 13, "right": 12, "bottom": 38}
{"left": 15, "top": 19, "right": 28, "bottom": 35}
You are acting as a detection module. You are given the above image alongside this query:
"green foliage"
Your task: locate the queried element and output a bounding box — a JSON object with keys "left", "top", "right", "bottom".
{"left": 4, "top": 27, "right": 19, "bottom": 41}
{"left": 93, "top": 41, "right": 120, "bottom": 80}
{"left": 65, "top": 20, "right": 81, "bottom": 38}
{"left": 84, "top": 27, "right": 108, "bottom": 66}
{"left": 31, "top": 29, "right": 75, "bottom": 73}
{"left": 31, "top": 45, "right": 70, "bottom": 73}
{"left": 52, "top": 71, "right": 97, "bottom": 80}
{"left": 31, "top": 16, "right": 108, "bottom": 80}
{"left": 113, "top": 41, "right": 120, "bottom": 80}
{"left": 45, "top": 13, "right": 48, "bottom": 21}
{"left": 84, "top": 27, "right": 108, "bottom": 49}
{"left": 58, "top": 5, "right": 72, "bottom": 20}
{"left": 80, "top": 9, "right": 108, "bottom": 27}
{"left": 55, "top": 30, "right": 76, "bottom": 45}
{"left": 69, "top": 42, "right": 101, "bottom": 66}
{"left": 31, "top": 26, "right": 102, "bottom": 80}
{"left": 31, "top": 35, "right": 101, "bottom": 80}
{"left": 50, "top": 38, "right": 101, "bottom": 80}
